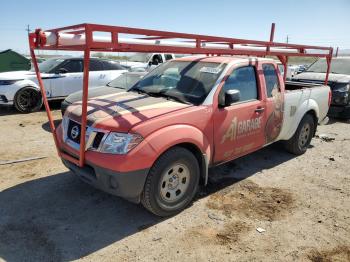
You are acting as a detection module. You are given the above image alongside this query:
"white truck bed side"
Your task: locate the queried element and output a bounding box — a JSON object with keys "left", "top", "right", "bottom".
{"left": 278, "top": 86, "right": 330, "bottom": 141}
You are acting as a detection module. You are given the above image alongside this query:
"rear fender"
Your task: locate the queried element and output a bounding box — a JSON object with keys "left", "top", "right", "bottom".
{"left": 281, "top": 98, "right": 319, "bottom": 140}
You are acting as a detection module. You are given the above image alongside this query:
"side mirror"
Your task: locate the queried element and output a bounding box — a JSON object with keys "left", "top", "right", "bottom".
{"left": 56, "top": 68, "right": 68, "bottom": 74}
{"left": 148, "top": 61, "right": 153, "bottom": 66}
{"left": 222, "top": 89, "right": 240, "bottom": 107}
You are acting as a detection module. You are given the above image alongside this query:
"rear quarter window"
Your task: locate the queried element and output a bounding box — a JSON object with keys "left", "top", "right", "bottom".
{"left": 262, "top": 64, "right": 280, "bottom": 97}
{"left": 103, "top": 61, "right": 125, "bottom": 70}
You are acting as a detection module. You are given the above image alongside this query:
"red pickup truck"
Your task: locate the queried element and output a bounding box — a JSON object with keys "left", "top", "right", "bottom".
{"left": 58, "top": 55, "right": 331, "bottom": 216}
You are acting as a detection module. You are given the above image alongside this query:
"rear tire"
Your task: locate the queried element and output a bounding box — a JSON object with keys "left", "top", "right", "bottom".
{"left": 141, "top": 147, "right": 200, "bottom": 217}
{"left": 14, "top": 87, "right": 43, "bottom": 113}
{"left": 284, "top": 114, "right": 315, "bottom": 155}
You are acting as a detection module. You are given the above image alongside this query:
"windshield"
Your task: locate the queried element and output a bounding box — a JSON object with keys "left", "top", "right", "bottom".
{"left": 129, "top": 53, "right": 152, "bottom": 63}
{"left": 107, "top": 73, "right": 145, "bottom": 89}
{"left": 306, "top": 58, "right": 350, "bottom": 75}
{"left": 31, "top": 58, "right": 65, "bottom": 73}
{"left": 130, "top": 60, "right": 226, "bottom": 105}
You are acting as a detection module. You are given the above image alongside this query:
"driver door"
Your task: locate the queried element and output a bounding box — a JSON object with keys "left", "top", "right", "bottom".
{"left": 213, "top": 63, "right": 267, "bottom": 163}
{"left": 49, "top": 59, "right": 83, "bottom": 98}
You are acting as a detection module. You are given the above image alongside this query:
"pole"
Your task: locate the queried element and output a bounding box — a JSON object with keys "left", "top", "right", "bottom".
{"left": 267, "top": 23, "right": 275, "bottom": 52}
{"left": 78, "top": 26, "right": 91, "bottom": 167}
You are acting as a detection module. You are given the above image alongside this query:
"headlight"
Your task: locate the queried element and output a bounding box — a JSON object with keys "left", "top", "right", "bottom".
{"left": 0, "top": 80, "right": 18, "bottom": 85}
{"left": 99, "top": 132, "right": 143, "bottom": 154}
{"left": 334, "top": 83, "right": 350, "bottom": 92}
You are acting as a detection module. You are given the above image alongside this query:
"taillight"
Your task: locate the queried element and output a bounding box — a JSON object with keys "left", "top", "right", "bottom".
{"left": 328, "top": 90, "right": 332, "bottom": 107}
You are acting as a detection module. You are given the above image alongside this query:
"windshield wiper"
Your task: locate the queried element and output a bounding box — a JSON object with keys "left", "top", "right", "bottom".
{"left": 130, "top": 87, "right": 150, "bottom": 95}
{"left": 148, "top": 92, "right": 191, "bottom": 105}
{"left": 107, "top": 83, "right": 124, "bottom": 89}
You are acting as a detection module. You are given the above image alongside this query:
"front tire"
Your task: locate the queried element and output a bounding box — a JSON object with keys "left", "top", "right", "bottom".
{"left": 141, "top": 147, "right": 200, "bottom": 217}
{"left": 284, "top": 114, "right": 315, "bottom": 155}
{"left": 14, "top": 87, "right": 43, "bottom": 113}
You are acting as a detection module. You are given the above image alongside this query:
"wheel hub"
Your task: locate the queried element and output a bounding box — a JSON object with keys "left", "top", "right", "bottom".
{"left": 298, "top": 123, "right": 311, "bottom": 148}
{"left": 160, "top": 163, "right": 190, "bottom": 203}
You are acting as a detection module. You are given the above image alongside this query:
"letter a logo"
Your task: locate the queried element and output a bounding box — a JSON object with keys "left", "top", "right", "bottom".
{"left": 221, "top": 117, "right": 238, "bottom": 144}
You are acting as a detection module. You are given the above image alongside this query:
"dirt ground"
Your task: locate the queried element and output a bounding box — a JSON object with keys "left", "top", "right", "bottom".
{"left": 0, "top": 105, "right": 349, "bottom": 262}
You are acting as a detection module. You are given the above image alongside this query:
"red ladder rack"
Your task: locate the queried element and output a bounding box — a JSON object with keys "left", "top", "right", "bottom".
{"left": 28, "top": 23, "right": 333, "bottom": 167}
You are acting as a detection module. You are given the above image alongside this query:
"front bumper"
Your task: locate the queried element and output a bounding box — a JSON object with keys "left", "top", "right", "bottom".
{"left": 56, "top": 122, "right": 157, "bottom": 202}
{"left": 63, "top": 159, "right": 149, "bottom": 203}
{"left": 0, "top": 95, "right": 12, "bottom": 105}
{"left": 328, "top": 104, "right": 350, "bottom": 119}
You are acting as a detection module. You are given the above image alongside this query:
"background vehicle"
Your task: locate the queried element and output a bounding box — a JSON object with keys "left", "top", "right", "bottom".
{"left": 277, "top": 62, "right": 292, "bottom": 80}
{"left": 293, "top": 57, "right": 350, "bottom": 118}
{"left": 119, "top": 53, "right": 175, "bottom": 71}
{"left": 61, "top": 71, "right": 147, "bottom": 115}
{"left": 295, "top": 64, "right": 308, "bottom": 74}
{"left": 0, "top": 57, "right": 127, "bottom": 113}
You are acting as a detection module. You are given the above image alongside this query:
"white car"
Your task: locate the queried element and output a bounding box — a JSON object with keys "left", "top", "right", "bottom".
{"left": 119, "top": 53, "right": 175, "bottom": 71}
{"left": 0, "top": 57, "right": 127, "bottom": 113}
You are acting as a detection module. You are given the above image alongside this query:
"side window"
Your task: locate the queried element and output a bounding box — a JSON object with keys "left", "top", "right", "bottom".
{"left": 152, "top": 54, "right": 163, "bottom": 64}
{"left": 221, "top": 66, "right": 258, "bottom": 103}
{"left": 63, "top": 60, "right": 83, "bottom": 73}
{"left": 165, "top": 54, "right": 173, "bottom": 61}
{"left": 89, "top": 60, "right": 103, "bottom": 71}
{"left": 103, "top": 61, "right": 125, "bottom": 70}
{"left": 263, "top": 64, "right": 280, "bottom": 97}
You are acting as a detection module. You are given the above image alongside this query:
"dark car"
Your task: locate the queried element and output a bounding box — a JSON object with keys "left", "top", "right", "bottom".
{"left": 292, "top": 57, "right": 350, "bottom": 118}
{"left": 61, "top": 71, "right": 147, "bottom": 115}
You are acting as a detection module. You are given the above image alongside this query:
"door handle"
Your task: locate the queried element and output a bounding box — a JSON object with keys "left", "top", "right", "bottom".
{"left": 255, "top": 107, "right": 265, "bottom": 113}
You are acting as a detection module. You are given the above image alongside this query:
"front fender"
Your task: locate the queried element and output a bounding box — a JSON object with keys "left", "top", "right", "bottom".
{"left": 145, "top": 124, "right": 212, "bottom": 163}
{"left": 0, "top": 80, "right": 37, "bottom": 102}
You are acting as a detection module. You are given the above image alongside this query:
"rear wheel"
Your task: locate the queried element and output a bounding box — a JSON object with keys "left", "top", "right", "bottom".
{"left": 141, "top": 147, "right": 200, "bottom": 217}
{"left": 285, "top": 114, "right": 315, "bottom": 155}
{"left": 14, "top": 87, "right": 42, "bottom": 113}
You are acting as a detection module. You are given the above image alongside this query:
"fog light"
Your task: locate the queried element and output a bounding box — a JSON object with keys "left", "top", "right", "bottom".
{"left": 110, "top": 176, "right": 118, "bottom": 189}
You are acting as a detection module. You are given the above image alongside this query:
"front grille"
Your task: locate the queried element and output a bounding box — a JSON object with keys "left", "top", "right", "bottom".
{"left": 67, "top": 120, "right": 83, "bottom": 144}
{"left": 63, "top": 118, "right": 107, "bottom": 151}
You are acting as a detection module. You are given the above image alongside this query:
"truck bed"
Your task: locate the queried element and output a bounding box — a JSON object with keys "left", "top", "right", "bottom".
{"left": 285, "top": 81, "right": 323, "bottom": 91}
{"left": 277, "top": 82, "right": 330, "bottom": 142}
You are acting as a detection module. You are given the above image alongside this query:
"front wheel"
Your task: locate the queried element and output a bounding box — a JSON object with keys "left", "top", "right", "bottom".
{"left": 14, "top": 87, "right": 43, "bottom": 113}
{"left": 284, "top": 114, "right": 315, "bottom": 155}
{"left": 141, "top": 147, "right": 200, "bottom": 217}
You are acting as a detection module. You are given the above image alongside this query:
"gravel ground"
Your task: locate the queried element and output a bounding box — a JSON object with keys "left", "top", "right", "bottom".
{"left": 0, "top": 106, "right": 349, "bottom": 262}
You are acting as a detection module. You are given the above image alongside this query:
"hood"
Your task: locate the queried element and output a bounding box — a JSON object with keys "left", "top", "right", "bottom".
{"left": 293, "top": 72, "right": 350, "bottom": 84}
{"left": 0, "top": 70, "right": 50, "bottom": 81}
{"left": 66, "top": 91, "right": 191, "bottom": 132}
{"left": 65, "top": 86, "right": 126, "bottom": 104}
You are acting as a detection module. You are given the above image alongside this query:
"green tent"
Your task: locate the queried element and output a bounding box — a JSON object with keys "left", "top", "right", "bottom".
{"left": 0, "top": 49, "right": 31, "bottom": 72}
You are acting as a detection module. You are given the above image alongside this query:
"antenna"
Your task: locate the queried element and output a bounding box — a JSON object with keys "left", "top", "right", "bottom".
{"left": 26, "top": 24, "right": 31, "bottom": 36}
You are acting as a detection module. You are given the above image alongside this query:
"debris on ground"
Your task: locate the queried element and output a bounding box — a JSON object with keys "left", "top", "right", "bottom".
{"left": 152, "top": 237, "right": 162, "bottom": 241}
{"left": 256, "top": 227, "right": 266, "bottom": 233}
{"left": 208, "top": 213, "right": 225, "bottom": 222}
{"left": 329, "top": 157, "right": 335, "bottom": 161}
{"left": 316, "top": 134, "right": 335, "bottom": 142}
{"left": 0, "top": 156, "right": 47, "bottom": 165}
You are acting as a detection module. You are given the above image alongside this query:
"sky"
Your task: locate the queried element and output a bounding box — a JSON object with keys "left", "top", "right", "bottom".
{"left": 0, "top": 0, "right": 349, "bottom": 55}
